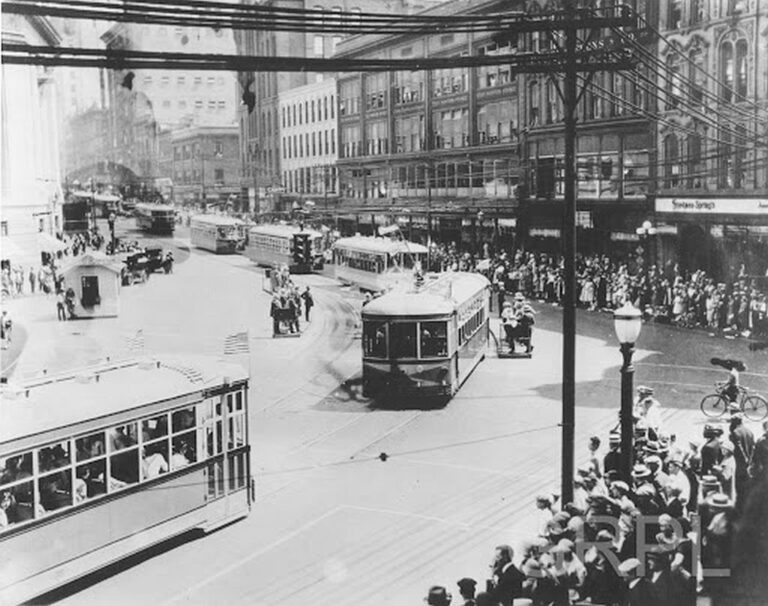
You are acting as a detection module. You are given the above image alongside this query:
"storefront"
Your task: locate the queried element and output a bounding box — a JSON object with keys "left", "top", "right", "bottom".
{"left": 655, "top": 197, "right": 768, "bottom": 280}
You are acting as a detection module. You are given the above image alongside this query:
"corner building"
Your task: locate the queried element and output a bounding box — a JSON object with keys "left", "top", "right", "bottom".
{"left": 654, "top": 0, "right": 768, "bottom": 280}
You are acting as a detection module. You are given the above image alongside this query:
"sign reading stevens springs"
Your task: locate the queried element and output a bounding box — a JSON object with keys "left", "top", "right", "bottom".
{"left": 656, "top": 197, "right": 768, "bottom": 215}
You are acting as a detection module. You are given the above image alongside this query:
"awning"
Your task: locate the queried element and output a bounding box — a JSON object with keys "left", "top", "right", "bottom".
{"left": 38, "top": 232, "right": 67, "bottom": 252}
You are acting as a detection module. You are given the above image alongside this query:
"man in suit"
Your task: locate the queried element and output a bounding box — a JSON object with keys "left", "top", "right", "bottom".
{"left": 749, "top": 420, "right": 768, "bottom": 482}
{"left": 700, "top": 425, "right": 724, "bottom": 476}
{"left": 604, "top": 432, "right": 621, "bottom": 477}
{"left": 619, "top": 558, "right": 653, "bottom": 606}
{"left": 489, "top": 544, "right": 525, "bottom": 606}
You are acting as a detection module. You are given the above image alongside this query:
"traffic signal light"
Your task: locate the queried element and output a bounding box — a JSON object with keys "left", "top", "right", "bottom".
{"left": 292, "top": 233, "right": 312, "bottom": 266}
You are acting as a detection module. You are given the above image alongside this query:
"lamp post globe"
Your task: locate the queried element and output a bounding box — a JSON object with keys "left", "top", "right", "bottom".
{"left": 614, "top": 301, "right": 642, "bottom": 483}
{"left": 614, "top": 301, "right": 642, "bottom": 345}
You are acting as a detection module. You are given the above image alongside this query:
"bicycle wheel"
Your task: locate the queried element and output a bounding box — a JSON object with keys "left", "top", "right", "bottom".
{"left": 743, "top": 395, "right": 768, "bottom": 421}
{"left": 700, "top": 394, "right": 728, "bottom": 418}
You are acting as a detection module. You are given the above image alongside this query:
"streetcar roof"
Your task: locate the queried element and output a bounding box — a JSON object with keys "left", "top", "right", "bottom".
{"left": 0, "top": 356, "right": 248, "bottom": 445}
{"left": 248, "top": 224, "right": 322, "bottom": 238}
{"left": 190, "top": 215, "right": 244, "bottom": 226}
{"left": 136, "top": 202, "right": 175, "bottom": 212}
{"left": 332, "top": 236, "right": 428, "bottom": 255}
{"left": 362, "top": 272, "right": 489, "bottom": 318}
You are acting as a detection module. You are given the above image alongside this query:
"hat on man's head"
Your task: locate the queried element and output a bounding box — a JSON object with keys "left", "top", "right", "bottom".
{"left": 636, "top": 484, "right": 656, "bottom": 497}
{"left": 546, "top": 520, "right": 567, "bottom": 538}
{"left": 704, "top": 424, "right": 724, "bottom": 438}
{"left": 645, "top": 455, "right": 662, "bottom": 468}
{"left": 644, "top": 441, "right": 662, "bottom": 455}
{"left": 618, "top": 558, "right": 642, "bottom": 575}
{"left": 637, "top": 385, "right": 654, "bottom": 395}
{"left": 632, "top": 464, "right": 652, "bottom": 480}
{"left": 609, "top": 431, "right": 621, "bottom": 445}
{"left": 456, "top": 578, "right": 476, "bottom": 594}
{"left": 707, "top": 493, "right": 734, "bottom": 510}
{"left": 426, "top": 586, "right": 451, "bottom": 606}
{"left": 611, "top": 480, "right": 630, "bottom": 493}
{"left": 553, "top": 511, "right": 571, "bottom": 525}
{"left": 700, "top": 475, "right": 721, "bottom": 489}
{"left": 536, "top": 494, "right": 553, "bottom": 505}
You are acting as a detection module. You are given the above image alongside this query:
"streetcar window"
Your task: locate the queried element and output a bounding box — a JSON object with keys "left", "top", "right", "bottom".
{"left": 38, "top": 441, "right": 71, "bottom": 473}
{"left": 109, "top": 449, "right": 139, "bottom": 488}
{"left": 142, "top": 414, "right": 169, "bottom": 442}
{"left": 38, "top": 471, "right": 72, "bottom": 513}
{"left": 420, "top": 322, "right": 448, "bottom": 358}
{"left": 171, "top": 434, "right": 196, "bottom": 469}
{"left": 172, "top": 407, "right": 197, "bottom": 433}
{"left": 75, "top": 459, "right": 106, "bottom": 502}
{"left": 109, "top": 423, "right": 138, "bottom": 452}
{"left": 389, "top": 322, "right": 417, "bottom": 358}
{"left": 363, "top": 321, "right": 387, "bottom": 358}
{"left": 1, "top": 480, "right": 35, "bottom": 526}
{"left": 0, "top": 452, "right": 33, "bottom": 485}
{"left": 75, "top": 432, "right": 105, "bottom": 462}
{"left": 141, "top": 440, "right": 169, "bottom": 480}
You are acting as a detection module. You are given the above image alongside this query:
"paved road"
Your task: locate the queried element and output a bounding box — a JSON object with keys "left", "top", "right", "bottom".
{"left": 25, "top": 227, "right": 765, "bottom": 605}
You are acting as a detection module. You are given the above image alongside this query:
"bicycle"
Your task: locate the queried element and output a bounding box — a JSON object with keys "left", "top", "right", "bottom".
{"left": 700, "top": 383, "right": 768, "bottom": 421}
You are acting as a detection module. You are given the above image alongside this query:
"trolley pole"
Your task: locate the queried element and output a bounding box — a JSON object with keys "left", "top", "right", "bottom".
{"left": 560, "top": 0, "right": 577, "bottom": 506}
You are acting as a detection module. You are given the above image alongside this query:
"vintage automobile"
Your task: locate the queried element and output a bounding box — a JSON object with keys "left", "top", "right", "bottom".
{"left": 144, "top": 247, "right": 165, "bottom": 273}
{"left": 121, "top": 252, "right": 150, "bottom": 285}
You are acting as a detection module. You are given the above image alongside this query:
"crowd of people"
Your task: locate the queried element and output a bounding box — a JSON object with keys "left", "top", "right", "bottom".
{"left": 424, "top": 243, "right": 768, "bottom": 339}
{"left": 268, "top": 265, "right": 314, "bottom": 336}
{"left": 423, "top": 386, "right": 768, "bottom": 606}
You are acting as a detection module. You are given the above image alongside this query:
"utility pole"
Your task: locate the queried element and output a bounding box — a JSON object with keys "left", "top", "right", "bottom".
{"left": 560, "top": 0, "right": 578, "bottom": 506}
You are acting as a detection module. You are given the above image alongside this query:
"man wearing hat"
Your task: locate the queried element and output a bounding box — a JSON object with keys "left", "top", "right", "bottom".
{"left": 729, "top": 413, "right": 754, "bottom": 511}
{"left": 534, "top": 494, "right": 554, "bottom": 537}
{"left": 701, "top": 424, "right": 724, "bottom": 476}
{"left": 425, "top": 585, "right": 452, "bottom": 606}
{"left": 603, "top": 432, "right": 621, "bottom": 477}
{"left": 748, "top": 419, "right": 768, "bottom": 482}
{"left": 455, "top": 578, "right": 476, "bottom": 606}
{"left": 618, "top": 558, "right": 653, "bottom": 605}
{"left": 645, "top": 548, "right": 673, "bottom": 606}
{"left": 488, "top": 544, "right": 525, "bottom": 606}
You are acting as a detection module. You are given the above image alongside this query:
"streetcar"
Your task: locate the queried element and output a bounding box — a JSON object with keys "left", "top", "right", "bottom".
{"left": 134, "top": 202, "right": 176, "bottom": 234}
{"left": 62, "top": 198, "right": 90, "bottom": 235}
{"left": 244, "top": 224, "right": 325, "bottom": 273}
{"left": 361, "top": 272, "right": 490, "bottom": 399}
{"left": 0, "top": 355, "right": 251, "bottom": 605}
{"left": 332, "top": 235, "right": 428, "bottom": 292}
{"left": 190, "top": 215, "right": 245, "bottom": 254}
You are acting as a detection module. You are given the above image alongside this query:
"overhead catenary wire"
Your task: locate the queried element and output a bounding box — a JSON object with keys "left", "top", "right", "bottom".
{"left": 609, "top": 24, "right": 768, "bottom": 128}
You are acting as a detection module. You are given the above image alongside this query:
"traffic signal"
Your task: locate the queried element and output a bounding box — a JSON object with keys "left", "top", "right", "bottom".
{"left": 292, "top": 233, "right": 312, "bottom": 266}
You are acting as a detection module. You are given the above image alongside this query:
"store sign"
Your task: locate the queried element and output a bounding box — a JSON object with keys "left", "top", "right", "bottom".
{"left": 498, "top": 218, "right": 517, "bottom": 227}
{"left": 529, "top": 228, "right": 561, "bottom": 238}
{"left": 610, "top": 232, "right": 640, "bottom": 242}
{"left": 654, "top": 224, "right": 678, "bottom": 235}
{"left": 656, "top": 197, "right": 768, "bottom": 215}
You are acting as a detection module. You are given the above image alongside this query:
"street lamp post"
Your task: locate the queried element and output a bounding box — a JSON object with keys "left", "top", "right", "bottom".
{"left": 613, "top": 302, "right": 643, "bottom": 483}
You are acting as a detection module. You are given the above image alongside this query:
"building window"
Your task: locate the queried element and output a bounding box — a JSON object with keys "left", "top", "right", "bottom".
{"left": 214, "top": 169, "right": 224, "bottom": 183}
{"left": 179, "top": 100, "right": 187, "bottom": 110}
{"left": 686, "top": 133, "right": 703, "bottom": 189}
{"left": 207, "top": 76, "right": 215, "bottom": 86}
{"left": 314, "top": 35, "right": 324, "bottom": 57}
{"left": 1, "top": 221, "right": 8, "bottom": 237}
{"left": 664, "top": 134, "right": 680, "bottom": 188}
{"left": 668, "top": 0, "right": 682, "bottom": 29}
{"left": 666, "top": 54, "right": 682, "bottom": 110}
{"left": 162, "top": 100, "right": 171, "bottom": 108}
{"left": 689, "top": 49, "right": 706, "bottom": 104}
{"left": 143, "top": 76, "right": 153, "bottom": 86}
{"left": 194, "top": 76, "right": 202, "bottom": 86}
{"left": 161, "top": 76, "right": 170, "bottom": 87}
{"left": 194, "top": 100, "right": 203, "bottom": 111}
{"left": 177, "top": 75, "right": 186, "bottom": 85}
{"left": 721, "top": 40, "right": 734, "bottom": 101}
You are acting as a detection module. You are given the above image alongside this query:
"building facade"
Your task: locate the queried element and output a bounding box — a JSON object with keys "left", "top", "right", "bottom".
{"left": 169, "top": 126, "right": 241, "bottom": 206}
{"left": 1, "top": 12, "right": 63, "bottom": 265}
{"left": 278, "top": 78, "right": 339, "bottom": 214}
{"left": 101, "top": 21, "right": 238, "bottom": 194}
{"left": 234, "top": 0, "right": 443, "bottom": 216}
{"left": 654, "top": 0, "right": 768, "bottom": 279}
{"left": 334, "top": 0, "right": 527, "bottom": 248}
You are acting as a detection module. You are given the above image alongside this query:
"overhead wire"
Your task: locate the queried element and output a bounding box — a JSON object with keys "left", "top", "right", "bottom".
{"left": 609, "top": 24, "right": 768, "bottom": 128}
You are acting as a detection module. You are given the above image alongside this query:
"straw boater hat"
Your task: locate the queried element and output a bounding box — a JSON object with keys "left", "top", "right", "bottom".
{"left": 637, "top": 386, "right": 654, "bottom": 396}
{"left": 632, "top": 464, "right": 652, "bottom": 480}
{"left": 707, "top": 493, "right": 734, "bottom": 510}
{"left": 700, "top": 475, "right": 721, "bottom": 490}
{"left": 618, "top": 558, "right": 642, "bottom": 576}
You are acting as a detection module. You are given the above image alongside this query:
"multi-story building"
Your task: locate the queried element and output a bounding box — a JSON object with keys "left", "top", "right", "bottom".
{"left": 62, "top": 108, "right": 110, "bottom": 183}
{"left": 279, "top": 79, "right": 339, "bottom": 214}
{"left": 234, "top": 0, "right": 443, "bottom": 216}
{"left": 520, "top": 0, "right": 659, "bottom": 256}
{"left": 1, "top": 12, "right": 63, "bottom": 264}
{"left": 654, "top": 0, "right": 768, "bottom": 279}
{"left": 334, "top": 0, "right": 525, "bottom": 248}
{"left": 170, "top": 126, "right": 241, "bottom": 206}
{"left": 101, "top": 20, "right": 238, "bottom": 193}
